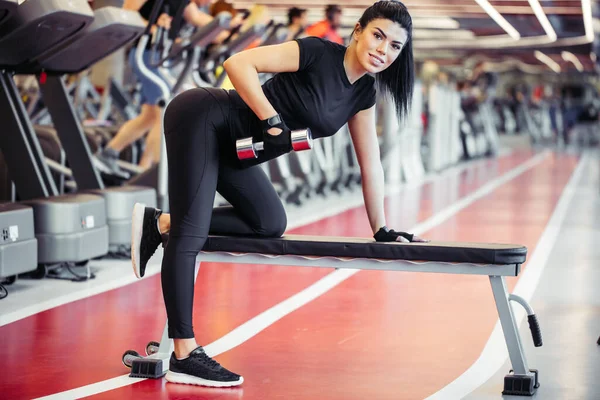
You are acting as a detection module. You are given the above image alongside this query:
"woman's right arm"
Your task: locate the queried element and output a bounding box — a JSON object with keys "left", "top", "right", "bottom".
{"left": 123, "top": 0, "right": 146, "bottom": 12}
{"left": 222, "top": 42, "right": 300, "bottom": 121}
{"left": 182, "top": 2, "right": 213, "bottom": 27}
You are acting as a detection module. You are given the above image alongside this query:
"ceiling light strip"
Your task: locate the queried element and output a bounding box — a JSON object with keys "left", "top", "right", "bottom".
{"left": 527, "top": 0, "right": 557, "bottom": 42}
{"left": 561, "top": 51, "right": 584, "bottom": 72}
{"left": 413, "top": 33, "right": 592, "bottom": 50}
{"left": 582, "top": 0, "right": 594, "bottom": 42}
{"left": 473, "top": 0, "right": 521, "bottom": 40}
{"left": 534, "top": 50, "right": 561, "bottom": 73}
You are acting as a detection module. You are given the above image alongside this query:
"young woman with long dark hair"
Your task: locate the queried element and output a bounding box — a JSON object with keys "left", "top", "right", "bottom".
{"left": 131, "top": 0, "right": 426, "bottom": 388}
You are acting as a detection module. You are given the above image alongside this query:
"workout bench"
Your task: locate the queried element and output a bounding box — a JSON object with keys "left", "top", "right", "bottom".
{"left": 124, "top": 235, "right": 542, "bottom": 396}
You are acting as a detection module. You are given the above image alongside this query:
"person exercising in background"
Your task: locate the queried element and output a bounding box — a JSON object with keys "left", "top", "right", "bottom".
{"left": 229, "top": 4, "right": 271, "bottom": 50}
{"left": 286, "top": 6, "right": 308, "bottom": 41}
{"left": 304, "top": 4, "right": 344, "bottom": 44}
{"left": 130, "top": 0, "right": 426, "bottom": 388}
{"left": 96, "top": 0, "right": 217, "bottom": 174}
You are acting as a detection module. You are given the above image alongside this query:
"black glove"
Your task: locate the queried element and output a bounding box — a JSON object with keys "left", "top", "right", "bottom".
{"left": 374, "top": 226, "right": 414, "bottom": 242}
{"left": 260, "top": 113, "right": 292, "bottom": 154}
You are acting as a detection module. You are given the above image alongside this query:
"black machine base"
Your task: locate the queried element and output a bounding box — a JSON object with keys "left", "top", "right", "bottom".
{"left": 503, "top": 369, "right": 540, "bottom": 396}
{"left": 129, "top": 358, "right": 165, "bottom": 379}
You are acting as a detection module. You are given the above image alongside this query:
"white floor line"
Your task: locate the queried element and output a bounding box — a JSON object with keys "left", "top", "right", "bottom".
{"left": 286, "top": 151, "right": 515, "bottom": 229}
{"left": 425, "top": 152, "right": 589, "bottom": 400}
{"left": 0, "top": 151, "right": 516, "bottom": 327}
{"left": 34, "top": 150, "right": 548, "bottom": 400}
{"left": 36, "top": 270, "right": 360, "bottom": 400}
{"left": 0, "top": 261, "right": 145, "bottom": 327}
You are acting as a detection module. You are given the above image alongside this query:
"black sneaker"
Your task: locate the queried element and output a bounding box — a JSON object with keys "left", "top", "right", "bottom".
{"left": 165, "top": 346, "right": 244, "bottom": 387}
{"left": 131, "top": 203, "right": 163, "bottom": 278}
{"left": 95, "top": 148, "right": 130, "bottom": 179}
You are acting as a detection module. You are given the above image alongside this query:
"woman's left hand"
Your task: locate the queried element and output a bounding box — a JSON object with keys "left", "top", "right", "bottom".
{"left": 373, "top": 226, "right": 430, "bottom": 243}
{"left": 398, "top": 234, "right": 429, "bottom": 243}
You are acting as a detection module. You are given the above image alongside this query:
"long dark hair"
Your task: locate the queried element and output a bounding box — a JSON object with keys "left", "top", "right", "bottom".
{"left": 357, "top": 1, "right": 414, "bottom": 120}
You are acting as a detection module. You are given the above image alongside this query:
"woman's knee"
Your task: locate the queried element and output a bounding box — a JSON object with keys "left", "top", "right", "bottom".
{"left": 165, "top": 234, "right": 207, "bottom": 256}
{"left": 258, "top": 208, "right": 287, "bottom": 238}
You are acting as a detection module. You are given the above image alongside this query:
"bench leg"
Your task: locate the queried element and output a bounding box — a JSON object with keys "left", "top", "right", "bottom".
{"left": 489, "top": 275, "right": 539, "bottom": 396}
{"left": 125, "top": 262, "right": 201, "bottom": 378}
{"left": 152, "top": 320, "right": 173, "bottom": 373}
{"left": 126, "top": 319, "right": 171, "bottom": 379}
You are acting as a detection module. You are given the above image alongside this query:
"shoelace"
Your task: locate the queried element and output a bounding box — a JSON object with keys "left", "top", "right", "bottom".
{"left": 192, "top": 349, "right": 222, "bottom": 369}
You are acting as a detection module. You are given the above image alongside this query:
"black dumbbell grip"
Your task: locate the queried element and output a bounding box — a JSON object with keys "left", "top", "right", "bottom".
{"left": 236, "top": 129, "right": 311, "bottom": 160}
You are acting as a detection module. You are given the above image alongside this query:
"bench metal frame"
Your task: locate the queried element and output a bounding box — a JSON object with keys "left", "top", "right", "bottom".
{"left": 137, "top": 251, "right": 536, "bottom": 393}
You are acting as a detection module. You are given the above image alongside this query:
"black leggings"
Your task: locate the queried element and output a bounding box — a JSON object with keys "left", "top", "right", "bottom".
{"left": 162, "top": 87, "right": 287, "bottom": 338}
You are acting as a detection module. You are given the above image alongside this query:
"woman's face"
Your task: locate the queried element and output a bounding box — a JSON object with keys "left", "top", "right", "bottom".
{"left": 354, "top": 18, "right": 408, "bottom": 74}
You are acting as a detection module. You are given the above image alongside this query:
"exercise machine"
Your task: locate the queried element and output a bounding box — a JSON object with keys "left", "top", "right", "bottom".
{"left": 33, "top": 5, "right": 157, "bottom": 254}
{"left": 0, "top": 0, "right": 109, "bottom": 278}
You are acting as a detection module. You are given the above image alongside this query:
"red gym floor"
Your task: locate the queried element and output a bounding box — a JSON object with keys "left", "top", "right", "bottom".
{"left": 0, "top": 151, "right": 579, "bottom": 400}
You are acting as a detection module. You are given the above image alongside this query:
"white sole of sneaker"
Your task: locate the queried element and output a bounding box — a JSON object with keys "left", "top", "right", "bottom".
{"left": 165, "top": 371, "right": 244, "bottom": 387}
{"left": 131, "top": 203, "right": 146, "bottom": 279}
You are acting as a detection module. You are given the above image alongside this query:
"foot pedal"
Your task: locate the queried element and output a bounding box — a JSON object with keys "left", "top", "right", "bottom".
{"left": 129, "top": 358, "right": 166, "bottom": 379}
{"left": 503, "top": 369, "right": 539, "bottom": 396}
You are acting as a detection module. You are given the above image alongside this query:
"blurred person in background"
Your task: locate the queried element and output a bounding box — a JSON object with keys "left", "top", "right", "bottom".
{"left": 286, "top": 6, "right": 308, "bottom": 41}
{"left": 305, "top": 4, "right": 343, "bottom": 44}
{"left": 96, "top": 0, "right": 214, "bottom": 174}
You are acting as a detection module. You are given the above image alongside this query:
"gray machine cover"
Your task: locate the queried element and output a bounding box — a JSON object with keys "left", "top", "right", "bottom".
{"left": 22, "top": 194, "right": 109, "bottom": 264}
{"left": 87, "top": 186, "right": 156, "bottom": 251}
{"left": 0, "top": 203, "right": 37, "bottom": 277}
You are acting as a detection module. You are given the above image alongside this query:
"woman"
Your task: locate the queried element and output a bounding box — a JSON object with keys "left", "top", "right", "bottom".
{"left": 131, "top": 0, "right": 426, "bottom": 388}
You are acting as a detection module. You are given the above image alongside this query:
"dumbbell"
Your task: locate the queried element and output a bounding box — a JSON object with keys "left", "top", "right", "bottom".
{"left": 236, "top": 128, "right": 313, "bottom": 160}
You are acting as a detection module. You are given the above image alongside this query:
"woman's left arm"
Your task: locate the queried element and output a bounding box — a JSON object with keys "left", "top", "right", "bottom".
{"left": 348, "top": 106, "right": 428, "bottom": 242}
{"left": 347, "top": 105, "right": 387, "bottom": 235}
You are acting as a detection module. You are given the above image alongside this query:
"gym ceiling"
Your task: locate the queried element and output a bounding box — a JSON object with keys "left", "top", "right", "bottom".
{"left": 234, "top": 0, "right": 598, "bottom": 75}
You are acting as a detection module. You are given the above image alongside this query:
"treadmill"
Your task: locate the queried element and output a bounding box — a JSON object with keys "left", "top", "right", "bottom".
{"left": 32, "top": 5, "right": 157, "bottom": 254}
{"left": 0, "top": 23, "right": 37, "bottom": 290}
{"left": 0, "top": 0, "right": 46, "bottom": 292}
{"left": 35, "top": 5, "right": 231, "bottom": 250}
{"left": 48, "top": 6, "right": 233, "bottom": 217}
{"left": 0, "top": 0, "right": 109, "bottom": 276}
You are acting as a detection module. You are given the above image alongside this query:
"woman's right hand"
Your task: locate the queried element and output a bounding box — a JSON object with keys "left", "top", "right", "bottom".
{"left": 261, "top": 114, "right": 292, "bottom": 153}
{"left": 267, "top": 127, "right": 283, "bottom": 136}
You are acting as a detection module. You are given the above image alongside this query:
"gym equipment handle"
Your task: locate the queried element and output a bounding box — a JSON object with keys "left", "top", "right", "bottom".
{"left": 528, "top": 314, "right": 543, "bottom": 347}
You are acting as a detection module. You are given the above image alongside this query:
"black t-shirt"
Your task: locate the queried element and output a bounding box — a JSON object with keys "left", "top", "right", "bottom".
{"left": 261, "top": 37, "right": 377, "bottom": 139}
{"left": 139, "top": 0, "right": 184, "bottom": 21}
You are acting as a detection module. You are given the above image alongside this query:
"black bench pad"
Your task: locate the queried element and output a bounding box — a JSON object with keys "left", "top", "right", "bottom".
{"left": 202, "top": 235, "right": 527, "bottom": 265}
